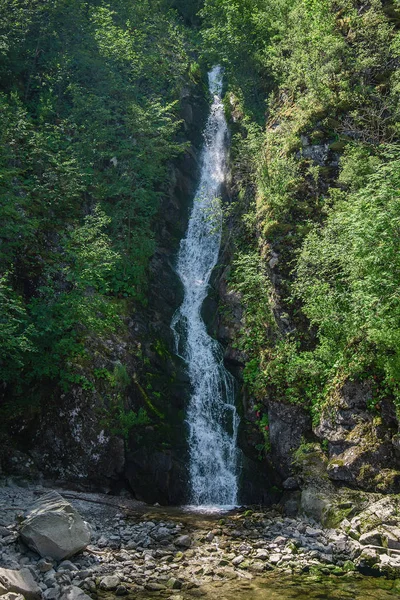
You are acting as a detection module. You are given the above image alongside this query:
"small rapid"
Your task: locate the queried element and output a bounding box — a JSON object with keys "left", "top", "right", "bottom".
{"left": 171, "top": 66, "right": 240, "bottom": 507}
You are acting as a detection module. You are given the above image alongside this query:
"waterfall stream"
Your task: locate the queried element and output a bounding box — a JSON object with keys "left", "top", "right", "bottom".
{"left": 171, "top": 66, "right": 240, "bottom": 507}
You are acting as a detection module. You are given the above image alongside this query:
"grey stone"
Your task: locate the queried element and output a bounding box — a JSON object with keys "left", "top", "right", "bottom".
{"left": 166, "top": 577, "right": 182, "bottom": 589}
{"left": 57, "top": 561, "right": 79, "bottom": 572}
{"left": 0, "top": 568, "right": 41, "bottom": 600}
{"left": 351, "top": 497, "right": 400, "bottom": 535}
{"left": 269, "top": 554, "right": 281, "bottom": 565}
{"left": 43, "top": 588, "right": 60, "bottom": 600}
{"left": 356, "top": 547, "right": 379, "bottom": 569}
{"left": 382, "top": 526, "right": 400, "bottom": 550}
{"left": 0, "top": 526, "right": 11, "bottom": 538}
{"left": 99, "top": 575, "right": 120, "bottom": 591}
{"left": 115, "top": 585, "right": 128, "bottom": 596}
{"left": 37, "top": 559, "right": 53, "bottom": 574}
{"left": 359, "top": 530, "right": 382, "bottom": 546}
{"left": 301, "top": 143, "right": 329, "bottom": 166}
{"left": 151, "top": 527, "right": 171, "bottom": 541}
{"left": 282, "top": 477, "right": 298, "bottom": 490}
{"left": 20, "top": 492, "right": 91, "bottom": 560}
{"left": 174, "top": 535, "right": 191, "bottom": 548}
{"left": 305, "top": 527, "right": 322, "bottom": 538}
{"left": 232, "top": 555, "right": 244, "bottom": 566}
{"left": 59, "top": 586, "right": 92, "bottom": 600}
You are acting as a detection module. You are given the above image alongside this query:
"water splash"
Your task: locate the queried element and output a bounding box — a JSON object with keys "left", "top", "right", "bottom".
{"left": 171, "top": 66, "right": 240, "bottom": 507}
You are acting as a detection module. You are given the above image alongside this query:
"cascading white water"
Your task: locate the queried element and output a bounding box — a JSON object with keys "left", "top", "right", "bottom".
{"left": 171, "top": 66, "right": 240, "bottom": 507}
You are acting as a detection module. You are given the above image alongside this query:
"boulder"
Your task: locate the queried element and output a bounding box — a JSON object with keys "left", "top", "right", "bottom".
{"left": 0, "top": 568, "right": 41, "bottom": 600}
{"left": 350, "top": 496, "right": 400, "bottom": 535}
{"left": 382, "top": 525, "right": 400, "bottom": 550}
{"left": 20, "top": 492, "right": 91, "bottom": 560}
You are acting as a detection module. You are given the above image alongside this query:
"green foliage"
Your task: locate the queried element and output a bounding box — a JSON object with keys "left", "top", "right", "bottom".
{"left": 0, "top": 0, "right": 193, "bottom": 404}
{"left": 295, "top": 146, "right": 400, "bottom": 407}
{"left": 229, "top": 251, "right": 277, "bottom": 395}
{"left": 0, "top": 275, "right": 34, "bottom": 379}
{"left": 113, "top": 407, "right": 150, "bottom": 440}
{"left": 206, "top": 0, "right": 400, "bottom": 422}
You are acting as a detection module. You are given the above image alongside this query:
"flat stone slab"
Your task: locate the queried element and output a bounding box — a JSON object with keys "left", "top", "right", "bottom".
{"left": 0, "top": 568, "right": 41, "bottom": 600}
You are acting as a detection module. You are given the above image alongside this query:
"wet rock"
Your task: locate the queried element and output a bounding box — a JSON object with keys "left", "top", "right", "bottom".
{"left": 20, "top": 492, "right": 91, "bottom": 560}
{"left": 44, "top": 589, "right": 60, "bottom": 600}
{"left": 145, "top": 582, "right": 166, "bottom": 591}
{"left": 0, "top": 568, "right": 41, "bottom": 600}
{"left": 0, "top": 525, "right": 11, "bottom": 537}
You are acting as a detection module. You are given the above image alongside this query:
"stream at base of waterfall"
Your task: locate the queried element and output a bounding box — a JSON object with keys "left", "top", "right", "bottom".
{"left": 171, "top": 66, "right": 240, "bottom": 507}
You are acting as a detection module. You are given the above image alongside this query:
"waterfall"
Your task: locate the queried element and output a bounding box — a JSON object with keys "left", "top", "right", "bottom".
{"left": 171, "top": 66, "right": 240, "bottom": 507}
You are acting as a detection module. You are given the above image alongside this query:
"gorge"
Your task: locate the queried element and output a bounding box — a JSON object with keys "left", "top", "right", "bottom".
{"left": 1, "top": 0, "right": 400, "bottom": 597}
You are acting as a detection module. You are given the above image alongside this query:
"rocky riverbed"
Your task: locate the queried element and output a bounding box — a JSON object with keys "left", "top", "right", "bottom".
{"left": 2, "top": 481, "right": 400, "bottom": 599}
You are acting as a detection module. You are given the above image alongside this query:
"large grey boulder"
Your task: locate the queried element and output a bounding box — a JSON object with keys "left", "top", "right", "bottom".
{"left": 20, "top": 492, "right": 91, "bottom": 560}
{"left": 0, "top": 567, "right": 41, "bottom": 599}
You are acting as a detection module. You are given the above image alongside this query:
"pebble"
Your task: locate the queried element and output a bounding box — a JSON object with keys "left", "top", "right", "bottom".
{"left": 1, "top": 481, "right": 399, "bottom": 598}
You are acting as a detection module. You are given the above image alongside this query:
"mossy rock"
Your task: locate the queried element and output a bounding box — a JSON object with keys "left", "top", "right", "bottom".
{"left": 310, "top": 130, "right": 325, "bottom": 142}
{"left": 343, "top": 560, "right": 356, "bottom": 572}
{"left": 329, "top": 140, "right": 347, "bottom": 152}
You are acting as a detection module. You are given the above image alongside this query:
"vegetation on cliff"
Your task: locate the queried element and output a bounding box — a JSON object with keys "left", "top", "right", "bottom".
{"left": 1, "top": 0, "right": 400, "bottom": 485}
{"left": 201, "top": 0, "right": 400, "bottom": 423}
{"left": 0, "top": 0, "right": 197, "bottom": 409}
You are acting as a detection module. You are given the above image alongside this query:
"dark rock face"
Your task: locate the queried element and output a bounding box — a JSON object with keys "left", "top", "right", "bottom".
{"left": 268, "top": 401, "right": 312, "bottom": 479}
{"left": 0, "top": 83, "right": 208, "bottom": 504}
{"left": 314, "top": 380, "right": 400, "bottom": 491}
{"left": 120, "top": 90, "right": 208, "bottom": 504}
{"left": 213, "top": 258, "right": 282, "bottom": 504}
{"left": 3, "top": 332, "right": 130, "bottom": 491}
{"left": 125, "top": 448, "right": 187, "bottom": 505}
